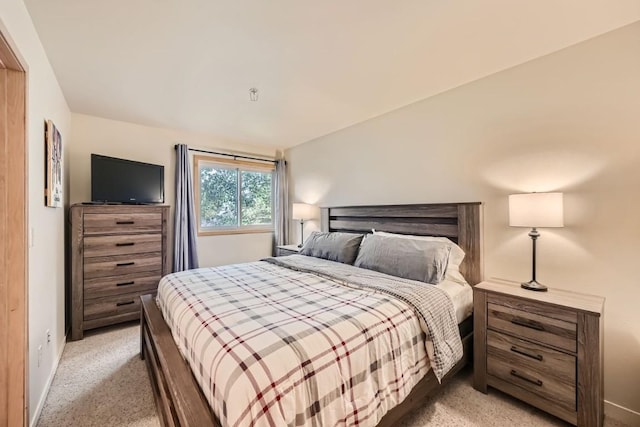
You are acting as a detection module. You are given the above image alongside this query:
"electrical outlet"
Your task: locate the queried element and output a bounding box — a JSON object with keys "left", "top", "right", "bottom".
{"left": 46, "top": 329, "right": 51, "bottom": 345}
{"left": 37, "top": 345, "right": 42, "bottom": 367}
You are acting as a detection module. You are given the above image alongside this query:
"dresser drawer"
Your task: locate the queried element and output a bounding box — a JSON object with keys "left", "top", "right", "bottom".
{"left": 487, "top": 350, "right": 576, "bottom": 411}
{"left": 487, "top": 330, "right": 575, "bottom": 384}
{"left": 84, "top": 212, "right": 162, "bottom": 234}
{"left": 84, "top": 233, "right": 162, "bottom": 258}
{"left": 84, "top": 252, "right": 162, "bottom": 280}
{"left": 487, "top": 295, "right": 577, "bottom": 352}
{"left": 84, "top": 273, "right": 161, "bottom": 300}
{"left": 84, "top": 292, "right": 142, "bottom": 322}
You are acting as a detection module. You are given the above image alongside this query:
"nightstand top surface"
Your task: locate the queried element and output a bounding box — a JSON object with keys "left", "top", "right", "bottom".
{"left": 277, "top": 244, "right": 301, "bottom": 251}
{"left": 476, "top": 279, "right": 604, "bottom": 315}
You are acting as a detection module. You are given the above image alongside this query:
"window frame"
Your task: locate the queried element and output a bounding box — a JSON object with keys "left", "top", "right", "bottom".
{"left": 194, "top": 155, "right": 275, "bottom": 236}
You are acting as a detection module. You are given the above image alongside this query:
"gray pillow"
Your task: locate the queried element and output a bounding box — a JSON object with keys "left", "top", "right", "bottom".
{"left": 354, "top": 234, "right": 451, "bottom": 284}
{"left": 299, "top": 232, "right": 364, "bottom": 264}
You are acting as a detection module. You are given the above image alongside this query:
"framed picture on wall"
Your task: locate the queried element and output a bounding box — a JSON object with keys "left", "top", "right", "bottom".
{"left": 45, "top": 119, "right": 62, "bottom": 207}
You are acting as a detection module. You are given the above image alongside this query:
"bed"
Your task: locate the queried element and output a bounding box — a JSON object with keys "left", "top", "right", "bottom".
{"left": 140, "top": 202, "right": 481, "bottom": 426}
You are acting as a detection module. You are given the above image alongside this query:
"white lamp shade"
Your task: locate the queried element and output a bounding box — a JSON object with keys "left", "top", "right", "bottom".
{"left": 292, "top": 203, "right": 315, "bottom": 220}
{"left": 509, "top": 192, "right": 564, "bottom": 228}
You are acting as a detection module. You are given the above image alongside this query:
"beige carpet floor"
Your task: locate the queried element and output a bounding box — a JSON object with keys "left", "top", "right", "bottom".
{"left": 37, "top": 323, "right": 630, "bottom": 427}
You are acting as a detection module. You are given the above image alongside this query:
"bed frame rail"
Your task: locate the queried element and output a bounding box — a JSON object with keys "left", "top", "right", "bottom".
{"left": 140, "top": 294, "right": 219, "bottom": 427}
{"left": 378, "top": 329, "right": 473, "bottom": 427}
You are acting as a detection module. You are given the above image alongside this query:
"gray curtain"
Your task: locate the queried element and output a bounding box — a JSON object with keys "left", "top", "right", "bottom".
{"left": 272, "top": 158, "right": 289, "bottom": 255}
{"left": 173, "top": 144, "right": 199, "bottom": 271}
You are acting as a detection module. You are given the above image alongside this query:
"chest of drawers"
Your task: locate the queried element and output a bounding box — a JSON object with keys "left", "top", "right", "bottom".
{"left": 473, "top": 280, "right": 604, "bottom": 426}
{"left": 70, "top": 204, "right": 170, "bottom": 340}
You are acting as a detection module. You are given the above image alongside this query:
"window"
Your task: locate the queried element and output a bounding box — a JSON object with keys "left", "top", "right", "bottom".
{"left": 194, "top": 155, "right": 274, "bottom": 235}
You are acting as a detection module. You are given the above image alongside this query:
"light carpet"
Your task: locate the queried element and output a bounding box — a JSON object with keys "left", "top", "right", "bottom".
{"left": 37, "top": 323, "right": 629, "bottom": 427}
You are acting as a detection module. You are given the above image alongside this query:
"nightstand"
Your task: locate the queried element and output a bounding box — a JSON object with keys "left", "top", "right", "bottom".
{"left": 473, "top": 279, "right": 604, "bottom": 426}
{"left": 275, "top": 244, "right": 301, "bottom": 257}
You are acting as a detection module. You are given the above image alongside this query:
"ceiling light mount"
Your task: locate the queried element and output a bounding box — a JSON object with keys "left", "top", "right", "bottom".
{"left": 249, "top": 87, "right": 258, "bottom": 101}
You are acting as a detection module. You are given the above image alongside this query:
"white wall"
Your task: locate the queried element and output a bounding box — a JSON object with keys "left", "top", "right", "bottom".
{"left": 0, "top": 1, "right": 71, "bottom": 424}
{"left": 68, "top": 114, "right": 280, "bottom": 268}
{"left": 287, "top": 22, "right": 640, "bottom": 422}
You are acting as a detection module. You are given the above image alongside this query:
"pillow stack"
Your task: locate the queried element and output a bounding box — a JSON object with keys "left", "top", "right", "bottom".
{"left": 295, "top": 230, "right": 467, "bottom": 285}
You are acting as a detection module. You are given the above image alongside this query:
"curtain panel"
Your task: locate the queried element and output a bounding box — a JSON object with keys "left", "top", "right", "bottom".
{"left": 272, "top": 158, "right": 289, "bottom": 254}
{"left": 173, "top": 144, "right": 199, "bottom": 271}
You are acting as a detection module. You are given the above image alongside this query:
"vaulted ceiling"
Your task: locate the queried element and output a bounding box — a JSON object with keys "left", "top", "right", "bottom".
{"left": 25, "top": 1, "right": 640, "bottom": 148}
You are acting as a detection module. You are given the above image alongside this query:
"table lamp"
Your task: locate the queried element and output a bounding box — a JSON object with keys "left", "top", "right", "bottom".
{"left": 292, "top": 203, "right": 315, "bottom": 247}
{"left": 509, "top": 192, "right": 564, "bottom": 291}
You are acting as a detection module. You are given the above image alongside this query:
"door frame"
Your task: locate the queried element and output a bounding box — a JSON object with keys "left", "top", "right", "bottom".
{"left": 0, "top": 28, "right": 28, "bottom": 426}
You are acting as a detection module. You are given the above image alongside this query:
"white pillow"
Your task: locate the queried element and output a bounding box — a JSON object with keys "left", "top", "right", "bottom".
{"left": 372, "top": 230, "right": 468, "bottom": 285}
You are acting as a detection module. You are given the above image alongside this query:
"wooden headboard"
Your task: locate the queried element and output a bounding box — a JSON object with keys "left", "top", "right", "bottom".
{"left": 320, "top": 203, "right": 482, "bottom": 285}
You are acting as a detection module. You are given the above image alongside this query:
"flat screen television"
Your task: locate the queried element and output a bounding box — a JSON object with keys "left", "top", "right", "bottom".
{"left": 91, "top": 154, "right": 164, "bottom": 204}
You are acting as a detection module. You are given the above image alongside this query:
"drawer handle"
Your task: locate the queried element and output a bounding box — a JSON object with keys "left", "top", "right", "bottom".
{"left": 116, "top": 242, "right": 135, "bottom": 247}
{"left": 116, "top": 281, "right": 135, "bottom": 287}
{"left": 116, "top": 221, "right": 135, "bottom": 225}
{"left": 116, "top": 301, "right": 135, "bottom": 306}
{"left": 510, "top": 345, "right": 543, "bottom": 361}
{"left": 510, "top": 369, "right": 543, "bottom": 387}
{"left": 511, "top": 317, "right": 545, "bottom": 331}
{"left": 116, "top": 262, "right": 135, "bottom": 267}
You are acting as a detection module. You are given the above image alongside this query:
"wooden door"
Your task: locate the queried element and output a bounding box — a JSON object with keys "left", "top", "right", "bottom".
{"left": 0, "top": 30, "right": 27, "bottom": 427}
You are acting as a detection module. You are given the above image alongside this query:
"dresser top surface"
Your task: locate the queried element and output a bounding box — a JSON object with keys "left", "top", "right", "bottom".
{"left": 71, "top": 203, "right": 169, "bottom": 212}
{"left": 476, "top": 279, "right": 604, "bottom": 315}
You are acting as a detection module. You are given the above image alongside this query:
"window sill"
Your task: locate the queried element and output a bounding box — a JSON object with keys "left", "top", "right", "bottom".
{"left": 198, "top": 228, "right": 274, "bottom": 237}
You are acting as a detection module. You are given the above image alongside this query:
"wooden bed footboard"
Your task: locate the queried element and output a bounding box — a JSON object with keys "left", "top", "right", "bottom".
{"left": 141, "top": 294, "right": 219, "bottom": 427}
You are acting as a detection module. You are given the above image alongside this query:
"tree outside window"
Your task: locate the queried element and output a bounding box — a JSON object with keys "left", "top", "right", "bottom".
{"left": 195, "top": 156, "right": 274, "bottom": 234}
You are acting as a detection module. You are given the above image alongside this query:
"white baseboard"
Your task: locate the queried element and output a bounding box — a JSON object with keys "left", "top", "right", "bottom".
{"left": 29, "top": 339, "right": 66, "bottom": 427}
{"left": 606, "top": 400, "right": 640, "bottom": 426}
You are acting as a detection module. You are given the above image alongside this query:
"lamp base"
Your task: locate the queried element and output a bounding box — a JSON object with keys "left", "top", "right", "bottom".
{"left": 520, "top": 280, "right": 548, "bottom": 292}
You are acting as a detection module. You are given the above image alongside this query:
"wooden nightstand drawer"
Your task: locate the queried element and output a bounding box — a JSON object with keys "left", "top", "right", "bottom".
{"left": 487, "top": 353, "right": 576, "bottom": 411}
{"left": 487, "top": 330, "right": 576, "bottom": 382}
{"left": 488, "top": 297, "right": 577, "bottom": 352}
{"left": 487, "top": 293, "right": 577, "bottom": 323}
{"left": 487, "top": 329, "right": 576, "bottom": 412}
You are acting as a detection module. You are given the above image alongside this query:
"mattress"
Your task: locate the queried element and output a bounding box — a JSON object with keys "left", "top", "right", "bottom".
{"left": 157, "top": 256, "right": 463, "bottom": 427}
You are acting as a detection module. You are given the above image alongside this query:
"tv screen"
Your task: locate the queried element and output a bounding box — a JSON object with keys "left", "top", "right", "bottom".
{"left": 91, "top": 154, "right": 164, "bottom": 204}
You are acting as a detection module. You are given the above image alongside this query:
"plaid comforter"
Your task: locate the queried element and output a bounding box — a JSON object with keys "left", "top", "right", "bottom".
{"left": 157, "top": 255, "right": 462, "bottom": 427}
